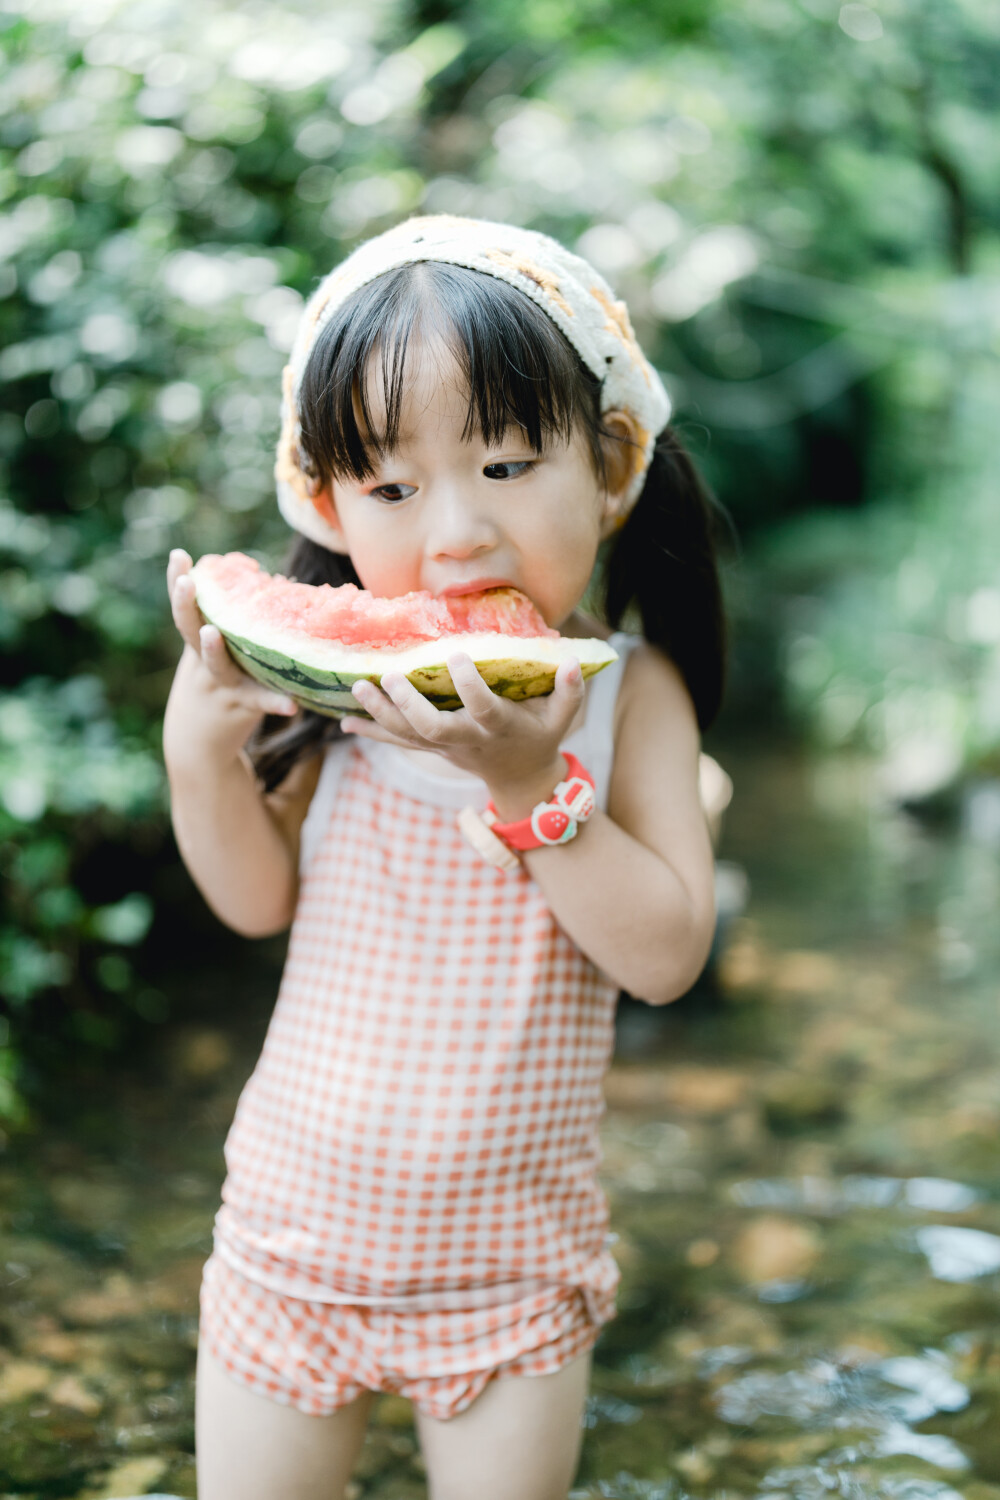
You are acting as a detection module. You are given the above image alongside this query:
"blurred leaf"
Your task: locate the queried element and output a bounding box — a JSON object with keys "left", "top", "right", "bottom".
{"left": 90, "top": 893, "right": 153, "bottom": 946}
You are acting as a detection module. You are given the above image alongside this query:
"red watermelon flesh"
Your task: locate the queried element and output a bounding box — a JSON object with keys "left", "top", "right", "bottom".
{"left": 201, "top": 552, "right": 558, "bottom": 650}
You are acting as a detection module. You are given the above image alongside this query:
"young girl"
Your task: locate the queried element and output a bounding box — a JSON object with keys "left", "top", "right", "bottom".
{"left": 164, "top": 213, "right": 727, "bottom": 1500}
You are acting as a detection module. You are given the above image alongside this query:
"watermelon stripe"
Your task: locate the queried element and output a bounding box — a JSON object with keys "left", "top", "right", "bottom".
{"left": 225, "top": 635, "right": 607, "bottom": 720}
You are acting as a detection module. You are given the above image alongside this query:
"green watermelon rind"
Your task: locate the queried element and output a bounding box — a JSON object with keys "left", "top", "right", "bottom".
{"left": 191, "top": 562, "right": 618, "bottom": 720}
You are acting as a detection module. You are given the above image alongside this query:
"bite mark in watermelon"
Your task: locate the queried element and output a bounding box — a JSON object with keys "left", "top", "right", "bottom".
{"left": 189, "top": 552, "right": 618, "bottom": 719}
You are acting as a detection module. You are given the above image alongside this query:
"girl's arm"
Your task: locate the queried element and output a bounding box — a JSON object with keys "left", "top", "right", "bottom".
{"left": 166, "top": 712, "right": 321, "bottom": 937}
{"left": 490, "top": 645, "right": 717, "bottom": 1006}
{"left": 163, "top": 550, "right": 319, "bottom": 939}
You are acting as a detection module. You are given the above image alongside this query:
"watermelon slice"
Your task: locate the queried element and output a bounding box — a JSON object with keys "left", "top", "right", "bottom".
{"left": 190, "top": 552, "right": 618, "bottom": 719}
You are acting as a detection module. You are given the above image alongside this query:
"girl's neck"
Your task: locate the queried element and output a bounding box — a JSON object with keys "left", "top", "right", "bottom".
{"left": 559, "top": 608, "right": 612, "bottom": 641}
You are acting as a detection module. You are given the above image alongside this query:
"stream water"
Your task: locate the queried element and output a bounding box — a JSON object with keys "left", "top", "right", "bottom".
{"left": 2, "top": 742, "right": 999, "bottom": 1499}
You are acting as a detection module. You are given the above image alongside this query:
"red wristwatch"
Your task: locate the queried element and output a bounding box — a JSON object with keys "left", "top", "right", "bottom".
{"left": 457, "top": 753, "right": 597, "bottom": 871}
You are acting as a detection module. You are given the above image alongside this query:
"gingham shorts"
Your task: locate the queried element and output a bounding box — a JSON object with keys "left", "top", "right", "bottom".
{"left": 199, "top": 1253, "right": 604, "bottom": 1421}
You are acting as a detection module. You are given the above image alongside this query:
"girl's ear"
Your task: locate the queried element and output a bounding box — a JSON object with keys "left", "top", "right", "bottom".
{"left": 310, "top": 483, "right": 352, "bottom": 554}
{"left": 597, "top": 410, "right": 645, "bottom": 540}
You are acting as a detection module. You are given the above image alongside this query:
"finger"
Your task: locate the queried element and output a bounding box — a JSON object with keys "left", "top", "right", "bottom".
{"left": 445, "top": 653, "right": 505, "bottom": 730}
{"left": 381, "top": 668, "right": 474, "bottom": 743}
{"left": 167, "top": 547, "right": 192, "bottom": 598}
{"left": 200, "top": 626, "right": 297, "bottom": 715}
{"left": 199, "top": 624, "right": 246, "bottom": 686}
{"left": 553, "top": 655, "right": 585, "bottom": 726}
{"left": 340, "top": 714, "right": 410, "bottom": 745}
{"left": 170, "top": 572, "right": 206, "bottom": 652}
{"left": 351, "top": 676, "right": 424, "bottom": 741}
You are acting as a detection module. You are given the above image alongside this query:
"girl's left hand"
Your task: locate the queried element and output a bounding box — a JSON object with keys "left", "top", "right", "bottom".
{"left": 343, "top": 654, "right": 585, "bottom": 817}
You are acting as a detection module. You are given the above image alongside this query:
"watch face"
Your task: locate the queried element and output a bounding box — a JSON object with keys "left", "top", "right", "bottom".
{"left": 532, "top": 806, "right": 575, "bottom": 844}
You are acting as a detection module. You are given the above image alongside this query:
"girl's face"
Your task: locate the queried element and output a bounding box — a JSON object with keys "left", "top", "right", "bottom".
{"left": 316, "top": 335, "right": 639, "bottom": 630}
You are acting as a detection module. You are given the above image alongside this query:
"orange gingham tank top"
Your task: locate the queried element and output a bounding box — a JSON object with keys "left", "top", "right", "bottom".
{"left": 213, "top": 633, "right": 642, "bottom": 1321}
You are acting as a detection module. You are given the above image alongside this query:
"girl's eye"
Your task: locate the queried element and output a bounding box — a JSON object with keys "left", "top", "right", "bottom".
{"left": 483, "top": 460, "right": 535, "bottom": 481}
{"left": 369, "top": 461, "right": 534, "bottom": 500}
{"left": 370, "top": 483, "right": 415, "bottom": 504}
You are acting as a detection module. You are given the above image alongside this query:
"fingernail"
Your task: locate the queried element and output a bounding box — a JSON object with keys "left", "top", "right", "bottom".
{"left": 277, "top": 698, "right": 297, "bottom": 715}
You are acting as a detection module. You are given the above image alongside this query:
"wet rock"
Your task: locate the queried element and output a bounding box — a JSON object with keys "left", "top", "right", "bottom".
{"left": 62, "top": 1272, "right": 145, "bottom": 1325}
{"left": 730, "top": 1216, "right": 822, "bottom": 1286}
{"left": 49, "top": 1174, "right": 129, "bottom": 1228}
{"left": 603, "top": 1067, "right": 673, "bottom": 1111}
{"left": 770, "top": 950, "right": 841, "bottom": 997}
{"left": 167, "top": 1027, "right": 233, "bottom": 1085}
{"left": 143, "top": 1255, "right": 206, "bottom": 1313}
{"left": 762, "top": 1075, "right": 845, "bottom": 1134}
{"left": 722, "top": 1106, "right": 769, "bottom": 1155}
{"left": 946, "top": 1101, "right": 1000, "bottom": 1138}
{"left": 0, "top": 1406, "right": 100, "bottom": 1486}
{"left": 674, "top": 1444, "right": 717, "bottom": 1484}
{"left": 692, "top": 1296, "right": 783, "bottom": 1353}
{"left": 734, "top": 1432, "right": 832, "bottom": 1466}
{"left": 78, "top": 1454, "right": 169, "bottom": 1498}
{"left": 664, "top": 1066, "right": 752, "bottom": 1115}
{"left": 605, "top": 1065, "right": 749, "bottom": 1116}
{"left": 715, "top": 921, "right": 771, "bottom": 993}
{"left": 48, "top": 1371, "right": 102, "bottom": 1414}
{"left": 22, "top": 1326, "right": 88, "bottom": 1363}
{"left": 0, "top": 1358, "right": 52, "bottom": 1401}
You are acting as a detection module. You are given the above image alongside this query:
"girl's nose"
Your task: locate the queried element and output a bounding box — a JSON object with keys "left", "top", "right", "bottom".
{"left": 426, "top": 490, "right": 498, "bottom": 560}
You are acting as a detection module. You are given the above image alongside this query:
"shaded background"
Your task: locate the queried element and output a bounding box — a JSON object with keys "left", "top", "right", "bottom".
{"left": 2, "top": 1, "right": 1000, "bottom": 1496}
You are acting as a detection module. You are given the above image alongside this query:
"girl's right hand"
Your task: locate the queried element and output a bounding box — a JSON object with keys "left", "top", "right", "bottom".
{"left": 164, "top": 548, "right": 298, "bottom": 765}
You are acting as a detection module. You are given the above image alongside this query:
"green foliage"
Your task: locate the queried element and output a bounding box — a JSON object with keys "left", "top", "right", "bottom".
{"left": 0, "top": 0, "right": 998, "bottom": 1115}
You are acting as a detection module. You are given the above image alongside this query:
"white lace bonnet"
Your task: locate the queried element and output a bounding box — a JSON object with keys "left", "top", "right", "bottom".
{"left": 275, "top": 212, "right": 671, "bottom": 551}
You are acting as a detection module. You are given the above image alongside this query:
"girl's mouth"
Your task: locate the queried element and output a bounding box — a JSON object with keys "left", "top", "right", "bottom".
{"left": 439, "top": 578, "right": 516, "bottom": 597}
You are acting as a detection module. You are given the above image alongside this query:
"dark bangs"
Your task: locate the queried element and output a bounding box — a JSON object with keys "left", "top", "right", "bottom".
{"left": 297, "top": 260, "right": 607, "bottom": 484}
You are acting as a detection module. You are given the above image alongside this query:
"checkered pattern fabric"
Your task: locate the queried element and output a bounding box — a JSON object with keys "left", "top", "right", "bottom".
{"left": 215, "top": 741, "right": 621, "bottom": 1310}
{"left": 208, "top": 637, "right": 640, "bottom": 1400}
{"left": 200, "top": 1253, "right": 599, "bottom": 1420}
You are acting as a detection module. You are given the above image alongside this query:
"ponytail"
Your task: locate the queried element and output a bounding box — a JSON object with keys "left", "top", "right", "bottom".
{"left": 603, "top": 426, "right": 730, "bottom": 731}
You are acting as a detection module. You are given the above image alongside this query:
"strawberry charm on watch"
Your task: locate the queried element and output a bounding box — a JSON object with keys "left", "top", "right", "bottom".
{"left": 457, "top": 753, "right": 596, "bottom": 871}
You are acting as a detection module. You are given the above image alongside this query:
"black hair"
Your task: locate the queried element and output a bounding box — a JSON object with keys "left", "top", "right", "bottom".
{"left": 246, "top": 260, "right": 730, "bottom": 792}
